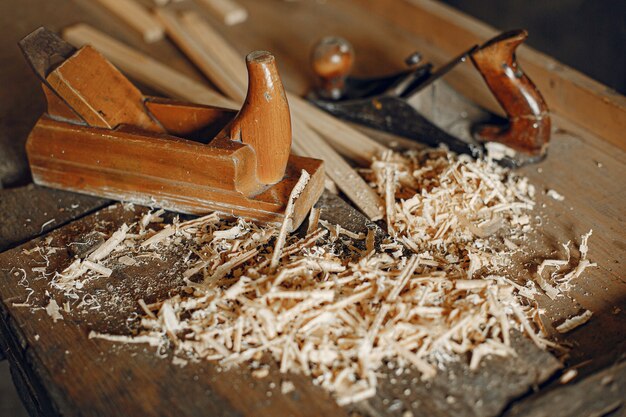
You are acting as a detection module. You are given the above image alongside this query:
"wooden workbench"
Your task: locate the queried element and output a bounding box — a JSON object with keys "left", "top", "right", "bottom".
{"left": 1, "top": 0, "right": 624, "bottom": 416}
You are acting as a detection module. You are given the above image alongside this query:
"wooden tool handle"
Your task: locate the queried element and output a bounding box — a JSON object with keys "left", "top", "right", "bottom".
{"left": 229, "top": 51, "right": 292, "bottom": 185}
{"left": 470, "top": 29, "right": 551, "bottom": 157}
{"left": 311, "top": 36, "right": 354, "bottom": 100}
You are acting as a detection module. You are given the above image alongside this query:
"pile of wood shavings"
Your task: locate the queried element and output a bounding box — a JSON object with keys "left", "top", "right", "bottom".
{"left": 46, "top": 149, "right": 594, "bottom": 405}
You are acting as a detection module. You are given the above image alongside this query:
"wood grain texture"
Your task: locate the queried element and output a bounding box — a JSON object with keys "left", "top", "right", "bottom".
{"left": 63, "top": 23, "right": 382, "bottom": 221}
{"left": 291, "top": 117, "right": 383, "bottom": 220}
{"left": 27, "top": 30, "right": 323, "bottom": 230}
{"left": 179, "top": 10, "right": 388, "bottom": 165}
{"left": 155, "top": 8, "right": 247, "bottom": 102}
{"left": 0, "top": 200, "right": 560, "bottom": 417}
{"left": 0, "top": 205, "right": 348, "bottom": 417}
{"left": 45, "top": 45, "right": 164, "bottom": 132}
{"left": 0, "top": 185, "right": 109, "bottom": 253}
{"left": 26, "top": 113, "right": 324, "bottom": 230}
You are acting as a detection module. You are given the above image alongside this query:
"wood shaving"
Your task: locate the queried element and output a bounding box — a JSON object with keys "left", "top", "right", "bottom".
{"left": 45, "top": 299, "right": 63, "bottom": 322}
{"left": 546, "top": 189, "right": 565, "bottom": 201}
{"left": 36, "top": 149, "right": 594, "bottom": 406}
{"left": 281, "top": 380, "right": 295, "bottom": 394}
{"left": 556, "top": 310, "right": 593, "bottom": 333}
{"left": 88, "top": 223, "right": 129, "bottom": 261}
{"left": 271, "top": 170, "right": 310, "bottom": 269}
{"left": 559, "top": 368, "right": 578, "bottom": 384}
{"left": 535, "top": 230, "right": 596, "bottom": 295}
{"left": 252, "top": 367, "right": 270, "bottom": 379}
{"left": 40, "top": 218, "right": 56, "bottom": 232}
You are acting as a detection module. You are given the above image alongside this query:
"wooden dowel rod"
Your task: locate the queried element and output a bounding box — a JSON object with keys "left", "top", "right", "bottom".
{"left": 179, "top": 11, "right": 248, "bottom": 97}
{"left": 180, "top": 11, "right": 387, "bottom": 165}
{"left": 288, "top": 94, "right": 387, "bottom": 165}
{"left": 156, "top": 11, "right": 383, "bottom": 220}
{"left": 62, "top": 24, "right": 236, "bottom": 109}
{"left": 94, "top": 0, "right": 164, "bottom": 43}
{"left": 197, "top": 0, "right": 248, "bottom": 26}
{"left": 154, "top": 8, "right": 247, "bottom": 102}
{"left": 291, "top": 120, "right": 383, "bottom": 220}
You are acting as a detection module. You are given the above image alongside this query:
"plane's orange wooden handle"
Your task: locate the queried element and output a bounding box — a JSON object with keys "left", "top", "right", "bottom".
{"left": 229, "top": 51, "right": 292, "bottom": 185}
{"left": 470, "top": 29, "right": 551, "bottom": 157}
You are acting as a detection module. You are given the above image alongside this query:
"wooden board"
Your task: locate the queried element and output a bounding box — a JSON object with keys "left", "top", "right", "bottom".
{"left": 0, "top": 0, "right": 624, "bottom": 416}
{"left": 0, "top": 185, "right": 109, "bottom": 253}
{"left": 0, "top": 205, "right": 346, "bottom": 417}
{"left": 505, "top": 361, "right": 626, "bottom": 417}
{"left": 0, "top": 200, "right": 562, "bottom": 417}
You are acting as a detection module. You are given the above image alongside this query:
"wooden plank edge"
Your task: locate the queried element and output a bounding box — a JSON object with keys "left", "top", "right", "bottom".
{"left": 504, "top": 360, "right": 626, "bottom": 417}
{"left": 0, "top": 301, "right": 60, "bottom": 417}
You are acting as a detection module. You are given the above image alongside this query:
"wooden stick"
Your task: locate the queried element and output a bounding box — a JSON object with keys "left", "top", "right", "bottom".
{"left": 288, "top": 94, "right": 387, "bottom": 165}
{"left": 94, "top": 0, "right": 164, "bottom": 43}
{"left": 157, "top": 10, "right": 384, "bottom": 220}
{"left": 155, "top": 8, "right": 246, "bottom": 102}
{"left": 179, "top": 11, "right": 247, "bottom": 99}
{"left": 291, "top": 121, "right": 383, "bottom": 220}
{"left": 62, "top": 24, "right": 236, "bottom": 109}
{"left": 179, "top": 11, "right": 387, "bottom": 165}
{"left": 197, "top": 0, "right": 248, "bottom": 26}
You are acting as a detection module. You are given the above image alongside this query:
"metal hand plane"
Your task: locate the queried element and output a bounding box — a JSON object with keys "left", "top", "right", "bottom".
{"left": 20, "top": 28, "right": 324, "bottom": 230}
{"left": 308, "top": 30, "right": 551, "bottom": 167}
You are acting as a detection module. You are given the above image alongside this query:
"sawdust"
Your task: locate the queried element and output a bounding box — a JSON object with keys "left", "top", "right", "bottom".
{"left": 31, "top": 148, "right": 597, "bottom": 406}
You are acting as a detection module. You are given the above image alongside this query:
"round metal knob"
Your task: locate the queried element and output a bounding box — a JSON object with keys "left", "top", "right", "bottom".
{"left": 311, "top": 36, "right": 354, "bottom": 100}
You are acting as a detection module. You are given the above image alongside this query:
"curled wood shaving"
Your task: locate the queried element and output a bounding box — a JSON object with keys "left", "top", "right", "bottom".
{"left": 535, "top": 230, "right": 596, "bottom": 296}
{"left": 556, "top": 310, "right": 593, "bottom": 333}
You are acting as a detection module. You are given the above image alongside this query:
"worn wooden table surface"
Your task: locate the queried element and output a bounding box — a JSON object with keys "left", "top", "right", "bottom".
{"left": 0, "top": 0, "right": 624, "bottom": 416}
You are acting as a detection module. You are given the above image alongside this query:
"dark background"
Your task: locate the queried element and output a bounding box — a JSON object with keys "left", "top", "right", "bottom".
{"left": 441, "top": 0, "right": 626, "bottom": 94}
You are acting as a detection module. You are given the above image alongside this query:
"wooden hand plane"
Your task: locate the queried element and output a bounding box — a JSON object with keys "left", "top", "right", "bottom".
{"left": 308, "top": 30, "right": 551, "bottom": 167}
{"left": 20, "top": 28, "right": 324, "bottom": 230}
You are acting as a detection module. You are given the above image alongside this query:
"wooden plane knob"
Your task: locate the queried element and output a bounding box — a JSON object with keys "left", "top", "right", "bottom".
{"left": 470, "top": 29, "right": 550, "bottom": 157}
{"left": 311, "top": 36, "right": 354, "bottom": 100}
{"left": 229, "top": 51, "right": 291, "bottom": 185}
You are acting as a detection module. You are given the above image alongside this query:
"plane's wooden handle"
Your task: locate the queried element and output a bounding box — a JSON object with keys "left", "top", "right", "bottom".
{"left": 470, "top": 29, "right": 550, "bottom": 157}
{"left": 229, "top": 51, "right": 291, "bottom": 185}
{"left": 311, "top": 36, "right": 354, "bottom": 100}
